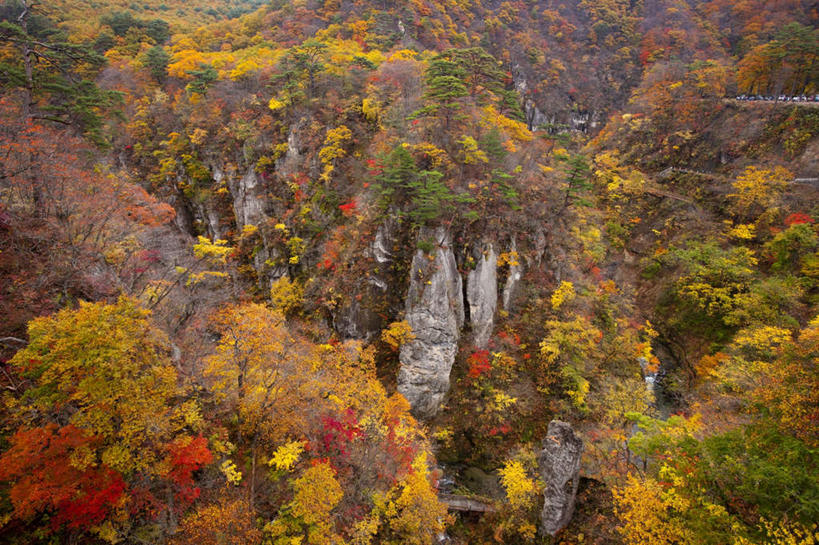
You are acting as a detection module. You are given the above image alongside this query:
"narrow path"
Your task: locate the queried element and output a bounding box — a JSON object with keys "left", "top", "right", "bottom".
{"left": 725, "top": 98, "right": 819, "bottom": 108}
{"left": 643, "top": 186, "right": 697, "bottom": 205}
{"left": 658, "top": 167, "right": 816, "bottom": 187}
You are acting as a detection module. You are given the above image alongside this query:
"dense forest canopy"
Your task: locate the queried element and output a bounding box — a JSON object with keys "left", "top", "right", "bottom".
{"left": 0, "top": 0, "right": 817, "bottom": 544}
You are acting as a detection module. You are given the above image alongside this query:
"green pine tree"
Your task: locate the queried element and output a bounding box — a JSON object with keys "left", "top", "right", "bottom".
{"left": 0, "top": 1, "right": 122, "bottom": 146}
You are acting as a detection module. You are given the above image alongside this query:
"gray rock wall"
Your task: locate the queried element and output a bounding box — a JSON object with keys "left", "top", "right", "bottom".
{"left": 333, "top": 217, "right": 397, "bottom": 341}
{"left": 466, "top": 243, "right": 497, "bottom": 348}
{"left": 538, "top": 420, "right": 583, "bottom": 536}
{"left": 220, "top": 165, "right": 285, "bottom": 286}
{"left": 502, "top": 238, "right": 522, "bottom": 311}
{"left": 225, "top": 167, "right": 266, "bottom": 230}
{"left": 398, "top": 227, "right": 464, "bottom": 419}
{"left": 275, "top": 118, "right": 307, "bottom": 179}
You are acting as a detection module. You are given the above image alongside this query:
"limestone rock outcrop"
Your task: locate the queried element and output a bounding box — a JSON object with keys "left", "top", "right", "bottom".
{"left": 397, "top": 227, "right": 464, "bottom": 419}
{"left": 223, "top": 166, "right": 266, "bottom": 230}
{"left": 466, "top": 243, "right": 497, "bottom": 348}
{"left": 333, "top": 217, "right": 397, "bottom": 341}
{"left": 219, "top": 165, "right": 285, "bottom": 286}
{"left": 275, "top": 118, "right": 307, "bottom": 179}
{"left": 502, "top": 238, "right": 522, "bottom": 311}
{"left": 538, "top": 420, "right": 583, "bottom": 536}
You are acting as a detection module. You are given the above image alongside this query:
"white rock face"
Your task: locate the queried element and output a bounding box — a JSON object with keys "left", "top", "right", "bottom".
{"left": 467, "top": 243, "right": 497, "bottom": 349}
{"left": 524, "top": 99, "right": 551, "bottom": 131}
{"left": 372, "top": 222, "right": 393, "bottom": 265}
{"left": 333, "top": 297, "right": 380, "bottom": 342}
{"left": 371, "top": 214, "right": 398, "bottom": 276}
{"left": 220, "top": 165, "right": 285, "bottom": 286}
{"left": 538, "top": 420, "right": 584, "bottom": 536}
{"left": 228, "top": 167, "right": 268, "bottom": 277}
{"left": 276, "top": 118, "right": 306, "bottom": 179}
{"left": 533, "top": 228, "right": 547, "bottom": 267}
{"left": 398, "top": 227, "right": 464, "bottom": 419}
{"left": 192, "top": 198, "right": 222, "bottom": 241}
{"left": 204, "top": 204, "right": 222, "bottom": 240}
{"left": 502, "top": 238, "right": 522, "bottom": 311}
{"left": 227, "top": 167, "right": 267, "bottom": 230}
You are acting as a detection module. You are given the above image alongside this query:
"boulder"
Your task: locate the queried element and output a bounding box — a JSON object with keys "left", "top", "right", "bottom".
{"left": 461, "top": 467, "right": 503, "bottom": 500}
{"left": 538, "top": 420, "right": 583, "bottom": 536}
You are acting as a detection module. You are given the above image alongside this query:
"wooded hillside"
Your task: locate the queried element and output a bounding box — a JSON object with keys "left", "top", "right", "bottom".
{"left": 0, "top": 1, "right": 817, "bottom": 543}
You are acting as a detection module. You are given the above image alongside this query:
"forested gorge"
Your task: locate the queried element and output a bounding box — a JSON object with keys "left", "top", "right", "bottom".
{"left": 0, "top": 0, "right": 817, "bottom": 543}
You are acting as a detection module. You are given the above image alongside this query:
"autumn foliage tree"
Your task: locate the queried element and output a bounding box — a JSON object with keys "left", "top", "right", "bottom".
{"left": 202, "top": 301, "right": 448, "bottom": 542}
{"left": 737, "top": 23, "right": 819, "bottom": 95}
{"left": 0, "top": 96, "right": 175, "bottom": 342}
{"left": 203, "top": 304, "right": 321, "bottom": 479}
{"left": 172, "top": 495, "right": 261, "bottom": 545}
{"left": 0, "top": 1, "right": 122, "bottom": 145}
{"left": 1, "top": 0, "right": 817, "bottom": 543}
{"left": 0, "top": 297, "right": 211, "bottom": 541}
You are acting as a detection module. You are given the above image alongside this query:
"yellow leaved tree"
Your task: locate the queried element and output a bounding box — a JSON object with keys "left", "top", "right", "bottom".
{"left": 173, "top": 495, "right": 262, "bottom": 545}
{"left": 265, "top": 462, "right": 345, "bottom": 545}
{"left": 381, "top": 320, "right": 415, "bottom": 351}
{"left": 204, "top": 303, "right": 323, "bottom": 506}
{"left": 729, "top": 166, "right": 791, "bottom": 221}
{"left": 319, "top": 125, "right": 353, "bottom": 183}
{"left": 495, "top": 451, "right": 541, "bottom": 542}
{"left": 613, "top": 474, "right": 695, "bottom": 545}
{"left": 375, "top": 452, "right": 452, "bottom": 545}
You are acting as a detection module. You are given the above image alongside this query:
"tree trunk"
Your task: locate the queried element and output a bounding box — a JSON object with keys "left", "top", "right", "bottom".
{"left": 249, "top": 434, "right": 257, "bottom": 510}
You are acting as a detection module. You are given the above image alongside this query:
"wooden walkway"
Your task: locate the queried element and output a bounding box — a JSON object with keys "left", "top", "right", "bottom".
{"left": 658, "top": 167, "right": 816, "bottom": 187}
{"left": 725, "top": 98, "right": 819, "bottom": 109}
{"left": 439, "top": 493, "right": 496, "bottom": 513}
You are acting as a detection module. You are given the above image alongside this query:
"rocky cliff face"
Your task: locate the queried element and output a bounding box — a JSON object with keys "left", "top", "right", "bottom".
{"left": 220, "top": 165, "right": 267, "bottom": 230}
{"left": 466, "top": 242, "right": 497, "bottom": 349}
{"left": 219, "top": 164, "right": 286, "bottom": 286}
{"left": 398, "top": 227, "right": 464, "bottom": 419}
{"left": 502, "top": 238, "right": 522, "bottom": 312}
{"left": 333, "top": 297, "right": 383, "bottom": 341}
{"left": 514, "top": 71, "right": 601, "bottom": 133}
{"left": 275, "top": 118, "right": 307, "bottom": 179}
{"left": 333, "top": 217, "right": 398, "bottom": 342}
{"left": 538, "top": 420, "right": 584, "bottom": 536}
